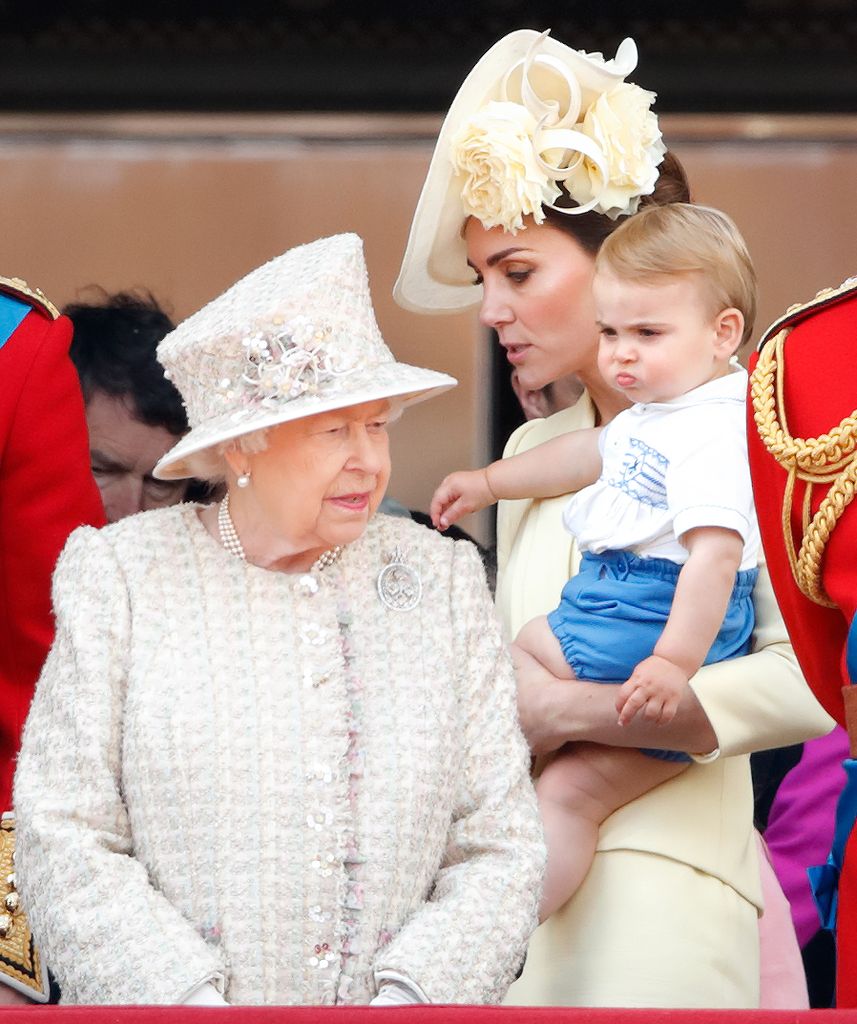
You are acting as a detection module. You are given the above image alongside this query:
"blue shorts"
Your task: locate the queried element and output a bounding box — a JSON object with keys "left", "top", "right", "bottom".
{"left": 546, "top": 549, "right": 758, "bottom": 763}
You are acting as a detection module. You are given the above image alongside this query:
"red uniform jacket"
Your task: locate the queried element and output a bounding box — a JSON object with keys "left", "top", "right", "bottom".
{"left": 748, "top": 276, "right": 857, "bottom": 1006}
{"left": 0, "top": 285, "right": 105, "bottom": 813}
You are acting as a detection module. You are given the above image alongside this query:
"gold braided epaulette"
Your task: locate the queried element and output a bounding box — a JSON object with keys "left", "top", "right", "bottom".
{"left": 0, "top": 276, "right": 59, "bottom": 321}
{"left": 750, "top": 276, "right": 857, "bottom": 608}
{"left": 0, "top": 814, "right": 49, "bottom": 1001}
{"left": 756, "top": 275, "right": 857, "bottom": 352}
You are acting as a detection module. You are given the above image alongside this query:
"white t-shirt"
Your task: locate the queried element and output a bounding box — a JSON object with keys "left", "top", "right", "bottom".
{"left": 562, "top": 367, "right": 760, "bottom": 570}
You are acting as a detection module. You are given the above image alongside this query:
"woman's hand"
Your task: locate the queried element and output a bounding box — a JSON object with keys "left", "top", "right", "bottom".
{"left": 430, "top": 469, "right": 496, "bottom": 530}
{"left": 615, "top": 655, "right": 689, "bottom": 726}
{"left": 513, "top": 647, "right": 576, "bottom": 755}
{"left": 513, "top": 644, "right": 719, "bottom": 756}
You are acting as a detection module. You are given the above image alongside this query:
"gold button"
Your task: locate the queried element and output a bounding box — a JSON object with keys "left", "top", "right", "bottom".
{"left": 0, "top": 913, "right": 12, "bottom": 938}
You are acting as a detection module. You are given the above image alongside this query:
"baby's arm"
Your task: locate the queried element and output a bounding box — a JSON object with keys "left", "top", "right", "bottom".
{"left": 616, "top": 526, "right": 744, "bottom": 726}
{"left": 431, "top": 427, "right": 603, "bottom": 530}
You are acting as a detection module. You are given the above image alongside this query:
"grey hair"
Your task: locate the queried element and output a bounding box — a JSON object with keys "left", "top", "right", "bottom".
{"left": 180, "top": 397, "right": 405, "bottom": 484}
{"left": 384, "top": 398, "right": 405, "bottom": 424}
{"left": 181, "top": 428, "right": 271, "bottom": 484}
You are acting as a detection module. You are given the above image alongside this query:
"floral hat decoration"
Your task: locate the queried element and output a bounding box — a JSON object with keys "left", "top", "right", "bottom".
{"left": 394, "top": 29, "right": 667, "bottom": 314}
{"left": 154, "top": 233, "right": 456, "bottom": 480}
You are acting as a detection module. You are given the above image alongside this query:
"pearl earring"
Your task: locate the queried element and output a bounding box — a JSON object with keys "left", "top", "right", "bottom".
{"left": 236, "top": 471, "right": 251, "bottom": 488}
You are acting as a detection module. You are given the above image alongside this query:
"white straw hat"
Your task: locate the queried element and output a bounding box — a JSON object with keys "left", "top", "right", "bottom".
{"left": 394, "top": 29, "right": 666, "bottom": 314}
{"left": 154, "top": 233, "right": 457, "bottom": 479}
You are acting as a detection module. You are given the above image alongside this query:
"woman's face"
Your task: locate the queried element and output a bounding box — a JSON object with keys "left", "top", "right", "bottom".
{"left": 465, "top": 217, "right": 600, "bottom": 391}
{"left": 238, "top": 400, "right": 392, "bottom": 556}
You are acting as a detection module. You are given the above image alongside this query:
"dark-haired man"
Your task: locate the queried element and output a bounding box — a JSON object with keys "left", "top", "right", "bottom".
{"left": 65, "top": 290, "right": 193, "bottom": 522}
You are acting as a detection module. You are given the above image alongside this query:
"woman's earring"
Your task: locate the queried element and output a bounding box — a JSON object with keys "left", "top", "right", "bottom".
{"left": 236, "top": 471, "right": 251, "bottom": 488}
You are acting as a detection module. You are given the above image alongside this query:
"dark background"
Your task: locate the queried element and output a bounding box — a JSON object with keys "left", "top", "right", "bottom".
{"left": 2, "top": 0, "right": 855, "bottom": 113}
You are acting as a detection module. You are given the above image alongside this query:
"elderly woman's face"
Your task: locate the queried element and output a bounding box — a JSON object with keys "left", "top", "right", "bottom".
{"left": 245, "top": 399, "right": 392, "bottom": 552}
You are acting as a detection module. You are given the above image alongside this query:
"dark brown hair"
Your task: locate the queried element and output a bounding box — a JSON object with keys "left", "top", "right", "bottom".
{"left": 541, "top": 150, "right": 691, "bottom": 255}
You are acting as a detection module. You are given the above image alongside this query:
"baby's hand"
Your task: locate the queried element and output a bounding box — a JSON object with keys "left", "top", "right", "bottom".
{"left": 615, "top": 655, "right": 689, "bottom": 726}
{"left": 430, "top": 469, "right": 496, "bottom": 530}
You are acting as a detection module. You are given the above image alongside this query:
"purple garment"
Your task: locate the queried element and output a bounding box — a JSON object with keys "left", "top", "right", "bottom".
{"left": 765, "top": 726, "right": 849, "bottom": 947}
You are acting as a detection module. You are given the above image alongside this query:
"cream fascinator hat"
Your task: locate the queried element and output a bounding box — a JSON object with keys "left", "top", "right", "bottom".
{"left": 154, "top": 233, "right": 456, "bottom": 479}
{"left": 394, "top": 29, "right": 667, "bottom": 314}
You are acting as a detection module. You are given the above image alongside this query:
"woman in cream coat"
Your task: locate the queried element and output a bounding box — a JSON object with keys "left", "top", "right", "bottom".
{"left": 395, "top": 29, "right": 834, "bottom": 1007}
{"left": 13, "top": 234, "right": 544, "bottom": 1006}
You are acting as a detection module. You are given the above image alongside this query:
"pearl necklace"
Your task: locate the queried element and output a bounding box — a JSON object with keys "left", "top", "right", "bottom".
{"left": 218, "top": 493, "right": 247, "bottom": 560}
{"left": 217, "top": 493, "right": 343, "bottom": 573}
{"left": 311, "top": 546, "right": 343, "bottom": 571}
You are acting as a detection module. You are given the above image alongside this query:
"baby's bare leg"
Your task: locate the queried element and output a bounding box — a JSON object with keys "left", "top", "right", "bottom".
{"left": 536, "top": 743, "right": 687, "bottom": 921}
{"left": 511, "top": 615, "right": 575, "bottom": 680}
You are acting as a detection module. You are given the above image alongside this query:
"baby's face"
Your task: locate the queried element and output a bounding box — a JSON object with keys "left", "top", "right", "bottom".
{"left": 593, "top": 270, "right": 740, "bottom": 405}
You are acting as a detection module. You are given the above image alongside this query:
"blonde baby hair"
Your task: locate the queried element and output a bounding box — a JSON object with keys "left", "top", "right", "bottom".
{"left": 595, "top": 202, "right": 757, "bottom": 348}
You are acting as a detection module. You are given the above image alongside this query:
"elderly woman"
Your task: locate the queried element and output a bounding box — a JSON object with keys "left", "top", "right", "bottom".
{"left": 12, "top": 233, "right": 544, "bottom": 1006}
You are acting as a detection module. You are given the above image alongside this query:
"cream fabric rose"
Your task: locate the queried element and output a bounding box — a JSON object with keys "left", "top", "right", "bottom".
{"left": 451, "top": 101, "right": 562, "bottom": 233}
{"left": 563, "top": 82, "right": 667, "bottom": 219}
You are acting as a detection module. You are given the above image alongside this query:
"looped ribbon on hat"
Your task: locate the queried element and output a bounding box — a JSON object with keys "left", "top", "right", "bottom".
{"left": 499, "top": 31, "right": 609, "bottom": 216}
{"left": 239, "top": 316, "right": 360, "bottom": 406}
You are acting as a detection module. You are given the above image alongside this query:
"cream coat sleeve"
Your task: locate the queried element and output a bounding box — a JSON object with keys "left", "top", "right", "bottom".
{"left": 13, "top": 528, "right": 225, "bottom": 1005}
{"left": 373, "top": 541, "right": 545, "bottom": 1003}
{"left": 689, "top": 559, "right": 834, "bottom": 758}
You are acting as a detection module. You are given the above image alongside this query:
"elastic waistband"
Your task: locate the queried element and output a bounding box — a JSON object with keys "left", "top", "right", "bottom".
{"left": 580, "top": 549, "right": 758, "bottom": 598}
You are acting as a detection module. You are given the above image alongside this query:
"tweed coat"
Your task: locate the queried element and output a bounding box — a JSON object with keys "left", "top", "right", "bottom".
{"left": 14, "top": 506, "right": 544, "bottom": 1005}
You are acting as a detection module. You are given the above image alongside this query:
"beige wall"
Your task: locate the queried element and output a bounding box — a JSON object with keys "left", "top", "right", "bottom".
{"left": 666, "top": 116, "right": 857, "bottom": 347}
{"left": 0, "top": 116, "right": 489, "bottom": 535}
{"left": 0, "top": 113, "right": 854, "bottom": 543}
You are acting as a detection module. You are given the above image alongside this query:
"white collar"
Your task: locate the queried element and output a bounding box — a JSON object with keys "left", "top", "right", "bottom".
{"left": 636, "top": 365, "right": 748, "bottom": 413}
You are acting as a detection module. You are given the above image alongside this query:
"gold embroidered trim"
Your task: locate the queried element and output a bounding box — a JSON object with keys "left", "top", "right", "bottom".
{"left": 750, "top": 327, "right": 857, "bottom": 607}
{"left": 0, "top": 276, "right": 59, "bottom": 320}
{"left": 0, "top": 816, "right": 49, "bottom": 1000}
{"left": 757, "top": 276, "right": 857, "bottom": 352}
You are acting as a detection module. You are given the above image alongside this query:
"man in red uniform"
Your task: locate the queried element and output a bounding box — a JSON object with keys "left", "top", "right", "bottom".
{"left": 0, "top": 277, "right": 105, "bottom": 1002}
{"left": 748, "top": 275, "right": 857, "bottom": 1006}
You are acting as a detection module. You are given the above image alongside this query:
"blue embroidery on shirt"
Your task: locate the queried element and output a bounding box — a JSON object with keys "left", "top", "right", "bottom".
{"left": 607, "top": 437, "right": 669, "bottom": 509}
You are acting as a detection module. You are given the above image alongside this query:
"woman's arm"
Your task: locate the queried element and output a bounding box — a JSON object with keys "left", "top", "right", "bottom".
{"left": 14, "top": 529, "right": 225, "bottom": 1005}
{"left": 516, "top": 561, "right": 833, "bottom": 759}
{"left": 516, "top": 657, "right": 719, "bottom": 756}
{"left": 373, "top": 541, "right": 545, "bottom": 1003}
{"left": 688, "top": 560, "right": 834, "bottom": 757}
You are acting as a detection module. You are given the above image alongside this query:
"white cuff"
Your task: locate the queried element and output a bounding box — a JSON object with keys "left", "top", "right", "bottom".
{"left": 690, "top": 744, "right": 721, "bottom": 764}
{"left": 183, "top": 981, "right": 228, "bottom": 1006}
{"left": 371, "top": 970, "right": 430, "bottom": 1005}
